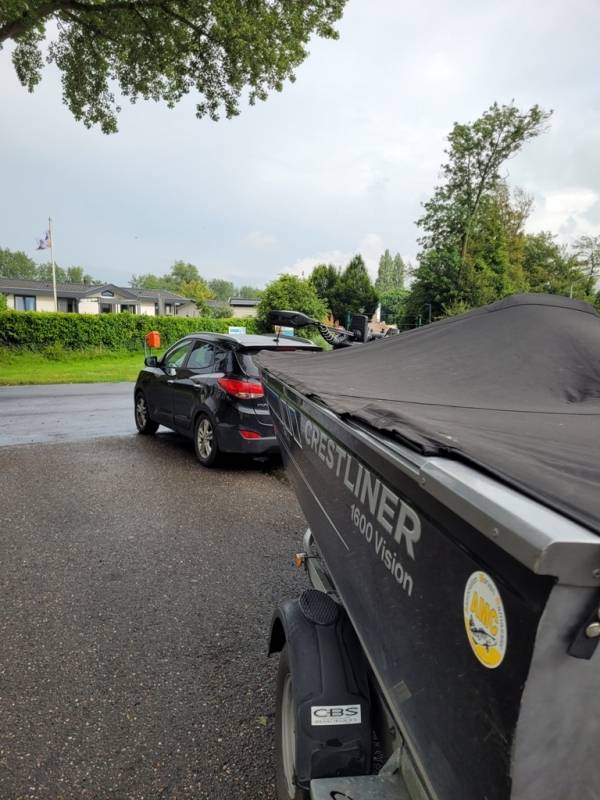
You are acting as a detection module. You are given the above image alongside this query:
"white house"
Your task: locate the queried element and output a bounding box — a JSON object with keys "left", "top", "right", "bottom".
{"left": 0, "top": 279, "right": 198, "bottom": 316}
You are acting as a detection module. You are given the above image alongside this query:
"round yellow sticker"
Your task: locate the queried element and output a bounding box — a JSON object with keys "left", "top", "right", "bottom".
{"left": 463, "top": 571, "right": 507, "bottom": 668}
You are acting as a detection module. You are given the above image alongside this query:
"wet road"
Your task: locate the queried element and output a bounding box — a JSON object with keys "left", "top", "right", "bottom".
{"left": 0, "top": 387, "right": 307, "bottom": 799}
{"left": 0, "top": 382, "right": 135, "bottom": 446}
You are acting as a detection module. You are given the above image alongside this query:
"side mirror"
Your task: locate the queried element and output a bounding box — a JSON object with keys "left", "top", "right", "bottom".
{"left": 165, "top": 366, "right": 177, "bottom": 377}
{"left": 144, "top": 355, "right": 158, "bottom": 367}
{"left": 268, "top": 309, "right": 316, "bottom": 329}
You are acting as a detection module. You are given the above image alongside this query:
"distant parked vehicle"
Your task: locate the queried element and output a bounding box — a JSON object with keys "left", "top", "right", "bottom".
{"left": 134, "top": 332, "right": 321, "bottom": 466}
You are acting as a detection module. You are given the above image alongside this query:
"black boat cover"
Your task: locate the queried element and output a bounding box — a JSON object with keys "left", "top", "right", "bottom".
{"left": 258, "top": 295, "right": 600, "bottom": 535}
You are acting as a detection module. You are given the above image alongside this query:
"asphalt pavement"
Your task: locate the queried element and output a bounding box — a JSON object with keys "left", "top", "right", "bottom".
{"left": 0, "top": 385, "right": 308, "bottom": 799}
{"left": 0, "top": 382, "right": 135, "bottom": 446}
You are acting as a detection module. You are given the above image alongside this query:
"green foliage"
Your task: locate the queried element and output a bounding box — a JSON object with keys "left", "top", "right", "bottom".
{"left": 1, "top": 246, "right": 100, "bottom": 283}
{"left": 131, "top": 261, "right": 212, "bottom": 309}
{"left": 1, "top": 0, "right": 347, "bottom": 133}
{"left": 309, "top": 264, "right": 339, "bottom": 313}
{"left": 0, "top": 247, "right": 38, "bottom": 279}
{"left": 440, "top": 300, "right": 473, "bottom": 318}
{"left": 379, "top": 288, "right": 409, "bottom": 325}
{"left": 0, "top": 293, "right": 6, "bottom": 311}
{"left": 208, "top": 279, "right": 235, "bottom": 301}
{"left": 406, "top": 102, "right": 552, "bottom": 322}
{"left": 330, "top": 255, "right": 378, "bottom": 325}
{"left": 208, "top": 304, "right": 234, "bottom": 319}
{"left": 237, "top": 285, "right": 262, "bottom": 299}
{"left": 573, "top": 235, "right": 600, "bottom": 293}
{"left": 375, "top": 250, "right": 405, "bottom": 293}
{"left": 0, "top": 310, "right": 257, "bottom": 351}
{"left": 256, "top": 275, "right": 327, "bottom": 332}
{"left": 522, "top": 232, "right": 593, "bottom": 300}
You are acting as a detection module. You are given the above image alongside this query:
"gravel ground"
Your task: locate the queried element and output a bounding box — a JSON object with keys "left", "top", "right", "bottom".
{"left": 0, "top": 433, "right": 308, "bottom": 799}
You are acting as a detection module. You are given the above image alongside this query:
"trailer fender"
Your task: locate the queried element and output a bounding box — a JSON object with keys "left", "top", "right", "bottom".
{"left": 269, "top": 589, "right": 372, "bottom": 790}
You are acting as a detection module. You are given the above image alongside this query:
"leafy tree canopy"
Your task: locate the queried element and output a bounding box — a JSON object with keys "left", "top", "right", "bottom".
{"left": 208, "top": 278, "right": 235, "bottom": 302}
{"left": 375, "top": 250, "right": 405, "bottom": 293}
{"left": 0, "top": 246, "right": 99, "bottom": 283}
{"left": 330, "top": 255, "right": 378, "bottom": 325}
{"left": 309, "top": 263, "right": 339, "bottom": 313}
{"left": 1, "top": 0, "right": 346, "bottom": 133}
{"left": 256, "top": 274, "right": 327, "bottom": 332}
{"left": 0, "top": 247, "right": 38, "bottom": 279}
{"left": 379, "top": 288, "right": 408, "bottom": 326}
{"left": 131, "top": 260, "right": 212, "bottom": 309}
{"left": 405, "top": 102, "right": 553, "bottom": 322}
{"left": 237, "top": 285, "right": 262, "bottom": 299}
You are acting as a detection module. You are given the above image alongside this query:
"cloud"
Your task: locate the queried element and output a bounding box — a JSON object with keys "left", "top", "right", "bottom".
{"left": 243, "top": 231, "right": 277, "bottom": 249}
{"left": 527, "top": 188, "right": 600, "bottom": 240}
{"left": 284, "top": 234, "right": 388, "bottom": 280}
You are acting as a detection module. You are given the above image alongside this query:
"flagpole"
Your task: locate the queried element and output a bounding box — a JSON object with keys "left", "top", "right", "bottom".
{"left": 49, "top": 216, "right": 57, "bottom": 312}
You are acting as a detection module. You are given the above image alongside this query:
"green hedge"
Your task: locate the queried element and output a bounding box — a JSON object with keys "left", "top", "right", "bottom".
{"left": 0, "top": 311, "right": 258, "bottom": 351}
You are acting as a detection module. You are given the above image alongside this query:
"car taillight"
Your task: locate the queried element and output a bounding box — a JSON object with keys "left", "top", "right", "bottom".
{"left": 217, "top": 377, "right": 264, "bottom": 399}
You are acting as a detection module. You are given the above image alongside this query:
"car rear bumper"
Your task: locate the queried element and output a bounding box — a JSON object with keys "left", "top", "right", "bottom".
{"left": 217, "top": 425, "right": 280, "bottom": 455}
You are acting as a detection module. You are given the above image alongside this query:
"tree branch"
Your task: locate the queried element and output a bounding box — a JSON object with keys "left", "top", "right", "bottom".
{"left": 0, "top": 0, "right": 165, "bottom": 44}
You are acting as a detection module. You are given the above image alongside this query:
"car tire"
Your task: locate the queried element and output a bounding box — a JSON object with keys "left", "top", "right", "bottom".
{"left": 275, "top": 646, "right": 309, "bottom": 800}
{"left": 135, "top": 392, "right": 159, "bottom": 435}
{"left": 194, "top": 413, "right": 219, "bottom": 467}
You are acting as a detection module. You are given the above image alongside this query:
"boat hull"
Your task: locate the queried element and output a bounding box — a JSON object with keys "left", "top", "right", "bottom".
{"left": 262, "top": 373, "right": 600, "bottom": 800}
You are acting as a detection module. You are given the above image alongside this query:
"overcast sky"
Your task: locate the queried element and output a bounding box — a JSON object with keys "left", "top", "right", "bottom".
{"left": 1, "top": 0, "right": 599, "bottom": 287}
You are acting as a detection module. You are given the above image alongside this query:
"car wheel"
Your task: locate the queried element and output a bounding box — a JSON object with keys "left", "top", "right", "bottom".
{"left": 135, "top": 392, "right": 159, "bottom": 435}
{"left": 194, "top": 413, "right": 219, "bottom": 467}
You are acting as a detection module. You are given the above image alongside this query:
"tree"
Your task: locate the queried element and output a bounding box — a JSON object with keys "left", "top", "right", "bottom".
{"left": 375, "top": 250, "right": 405, "bottom": 293}
{"left": 329, "top": 255, "right": 378, "bottom": 325}
{"left": 65, "top": 265, "right": 97, "bottom": 284}
{"left": 237, "top": 285, "right": 262, "bottom": 299}
{"left": 379, "top": 288, "right": 408, "bottom": 325}
{"left": 37, "top": 263, "right": 68, "bottom": 283}
{"left": 256, "top": 275, "right": 327, "bottom": 332}
{"left": 130, "top": 260, "right": 212, "bottom": 309}
{"left": 522, "top": 232, "right": 592, "bottom": 300}
{"left": 170, "top": 260, "right": 200, "bottom": 285}
{"left": 0, "top": 248, "right": 38, "bottom": 279}
{"left": 1, "top": 1, "right": 346, "bottom": 134}
{"left": 406, "top": 102, "right": 551, "bottom": 321}
{"left": 573, "top": 235, "right": 600, "bottom": 293}
{"left": 208, "top": 279, "right": 235, "bottom": 302}
{"left": 0, "top": 292, "right": 7, "bottom": 310}
{"left": 309, "top": 263, "right": 339, "bottom": 313}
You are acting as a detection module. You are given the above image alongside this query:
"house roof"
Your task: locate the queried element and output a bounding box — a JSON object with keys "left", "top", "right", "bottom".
{"left": 0, "top": 278, "right": 191, "bottom": 303}
{"left": 229, "top": 297, "right": 260, "bottom": 306}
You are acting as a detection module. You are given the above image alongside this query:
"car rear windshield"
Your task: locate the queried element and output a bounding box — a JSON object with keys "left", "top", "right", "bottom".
{"left": 238, "top": 347, "right": 312, "bottom": 377}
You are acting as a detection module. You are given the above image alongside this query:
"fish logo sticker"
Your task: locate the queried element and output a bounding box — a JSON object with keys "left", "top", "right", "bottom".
{"left": 463, "top": 572, "right": 507, "bottom": 668}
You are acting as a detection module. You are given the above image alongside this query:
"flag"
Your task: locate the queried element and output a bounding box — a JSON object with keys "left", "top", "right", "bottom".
{"left": 37, "top": 230, "right": 51, "bottom": 250}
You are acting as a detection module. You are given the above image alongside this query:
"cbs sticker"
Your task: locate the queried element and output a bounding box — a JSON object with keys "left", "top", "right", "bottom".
{"left": 463, "top": 572, "right": 507, "bottom": 668}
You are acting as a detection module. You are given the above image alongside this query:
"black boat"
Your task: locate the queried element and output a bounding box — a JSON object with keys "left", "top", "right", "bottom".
{"left": 258, "top": 295, "right": 600, "bottom": 800}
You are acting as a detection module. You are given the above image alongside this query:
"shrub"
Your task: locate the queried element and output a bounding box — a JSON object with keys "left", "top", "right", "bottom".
{"left": 256, "top": 275, "right": 327, "bottom": 333}
{"left": 0, "top": 311, "right": 258, "bottom": 351}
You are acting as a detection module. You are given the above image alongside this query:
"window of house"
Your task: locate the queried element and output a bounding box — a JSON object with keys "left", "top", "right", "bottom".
{"left": 15, "top": 295, "right": 36, "bottom": 311}
{"left": 101, "top": 290, "right": 114, "bottom": 297}
{"left": 164, "top": 303, "right": 173, "bottom": 315}
{"left": 100, "top": 303, "right": 112, "bottom": 313}
{"left": 120, "top": 304, "right": 136, "bottom": 313}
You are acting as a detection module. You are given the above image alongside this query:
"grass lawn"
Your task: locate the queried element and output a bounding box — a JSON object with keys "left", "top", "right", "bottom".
{"left": 0, "top": 348, "right": 149, "bottom": 385}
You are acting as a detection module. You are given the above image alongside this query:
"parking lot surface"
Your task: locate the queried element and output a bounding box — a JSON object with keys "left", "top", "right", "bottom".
{"left": 0, "top": 428, "right": 307, "bottom": 799}
{"left": 0, "top": 382, "right": 135, "bottom": 446}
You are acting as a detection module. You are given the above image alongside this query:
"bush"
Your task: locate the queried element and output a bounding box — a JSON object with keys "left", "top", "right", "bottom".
{"left": 256, "top": 275, "right": 327, "bottom": 332}
{"left": 0, "top": 311, "right": 258, "bottom": 351}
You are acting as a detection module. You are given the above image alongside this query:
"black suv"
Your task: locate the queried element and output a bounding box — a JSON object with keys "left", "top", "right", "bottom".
{"left": 134, "top": 332, "right": 321, "bottom": 466}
